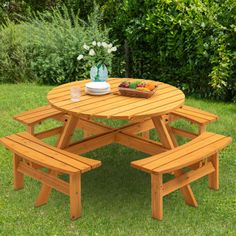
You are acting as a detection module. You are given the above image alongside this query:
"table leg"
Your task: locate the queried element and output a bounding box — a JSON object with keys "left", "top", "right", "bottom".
{"left": 35, "top": 115, "right": 78, "bottom": 207}
{"left": 152, "top": 116, "right": 198, "bottom": 207}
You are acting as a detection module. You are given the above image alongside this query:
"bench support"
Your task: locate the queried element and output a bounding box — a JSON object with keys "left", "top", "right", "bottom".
{"left": 70, "top": 174, "right": 82, "bottom": 220}
{"left": 208, "top": 153, "right": 219, "bottom": 190}
{"left": 151, "top": 173, "right": 163, "bottom": 220}
{"left": 152, "top": 116, "right": 198, "bottom": 208}
{"left": 13, "top": 154, "right": 24, "bottom": 190}
{"left": 151, "top": 162, "right": 216, "bottom": 220}
{"left": 36, "top": 115, "right": 79, "bottom": 207}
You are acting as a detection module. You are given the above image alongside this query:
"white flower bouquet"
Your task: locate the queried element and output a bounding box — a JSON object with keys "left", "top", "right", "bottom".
{"left": 77, "top": 41, "right": 117, "bottom": 82}
{"left": 77, "top": 41, "right": 117, "bottom": 66}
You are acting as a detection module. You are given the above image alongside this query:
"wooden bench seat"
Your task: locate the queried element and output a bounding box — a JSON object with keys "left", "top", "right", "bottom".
{"left": 14, "top": 105, "right": 66, "bottom": 138}
{"left": 0, "top": 132, "right": 101, "bottom": 220}
{"left": 131, "top": 132, "right": 231, "bottom": 220}
{"left": 169, "top": 105, "right": 219, "bottom": 138}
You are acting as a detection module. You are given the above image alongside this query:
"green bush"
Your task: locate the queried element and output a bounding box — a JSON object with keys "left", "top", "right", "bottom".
{"left": 0, "top": 5, "right": 111, "bottom": 84}
{"left": 108, "top": 0, "right": 236, "bottom": 102}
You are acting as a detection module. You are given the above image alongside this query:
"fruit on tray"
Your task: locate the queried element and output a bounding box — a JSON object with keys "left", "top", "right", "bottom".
{"left": 118, "top": 80, "right": 156, "bottom": 91}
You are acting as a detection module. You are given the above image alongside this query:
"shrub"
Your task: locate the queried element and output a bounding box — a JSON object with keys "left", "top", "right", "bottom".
{"left": 107, "top": 0, "right": 236, "bottom": 102}
{"left": 0, "top": 5, "right": 111, "bottom": 84}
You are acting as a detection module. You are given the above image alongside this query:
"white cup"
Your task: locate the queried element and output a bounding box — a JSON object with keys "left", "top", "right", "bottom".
{"left": 70, "top": 86, "right": 80, "bottom": 102}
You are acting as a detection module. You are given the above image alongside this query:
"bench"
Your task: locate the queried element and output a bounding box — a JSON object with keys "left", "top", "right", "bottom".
{"left": 136, "top": 106, "right": 218, "bottom": 141}
{"left": 0, "top": 132, "right": 101, "bottom": 220}
{"left": 14, "top": 105, "right": 67, "bottom": 139}
{"left": 168, "top": 105, "right": 219, "bottom": 139}
{"left": 131, "top": 132, "right": 231, "bottom": 220}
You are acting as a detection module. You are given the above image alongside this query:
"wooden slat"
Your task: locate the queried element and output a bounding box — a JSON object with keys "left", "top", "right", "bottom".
{"left": 181, "top": 105, "right": 218, "bottom": 119}
{"left": 131, "top": 99, "right": 185, "bottom": 120}
{"left": 131, "top": 132, "right": 213, "bottom": 167}
{"left": 56, "top": 82, "right": 168, "bottom": 114}
{"left": 18, "top": 162, "right": 69, "bottom": 195}
{"left": 95, "top": 90, "right": 184, "bottom": 119}
{"left": 131, "top": 133, "right": 231, "bottom": 174}
{"left": 14, "top": 105, "right": 53, "bottom": 118}
{"left": 18, "top": 132, "right": 101, "bottom": 169}
{"left": 141, "top": 134, "right": 224, "bottom": 171}
{"left": 163, "top": 162, "right": 215, "bottom": 196}
{"left": 79, "top": 86, "right": 179, "bottom": 117}
{"left": 0, "top": 136, "right": 78, "bottom": 174}
{"left": 154, "top": 136, "right": 231, "bottom": 173}
{"left": 8, "top": 134, "right": 91, "bottom": 172}
{"left": 47, "top": 78, "right": 184, "bottom": 120}
{"left": 171, "top": 105, "right": 218, "bottom": 124}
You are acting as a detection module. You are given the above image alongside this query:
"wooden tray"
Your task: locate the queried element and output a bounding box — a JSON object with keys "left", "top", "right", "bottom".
{"left": 118, "top": 86, "right": 158, "bottom": 98}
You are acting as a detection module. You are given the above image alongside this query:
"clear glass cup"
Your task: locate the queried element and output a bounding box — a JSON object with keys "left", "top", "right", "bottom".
{"left": 70, "top": 86, "right": 80, "bottom": 102}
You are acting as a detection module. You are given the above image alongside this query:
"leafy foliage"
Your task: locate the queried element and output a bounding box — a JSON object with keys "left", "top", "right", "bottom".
{"left": 107, "top": 0, "right": 236, "bottom": 102}
{"left": 0, "top": 1, "right": 235, "bottom": 101}
{"left": 0, "top": 5, "right": 111, "bottom": 84}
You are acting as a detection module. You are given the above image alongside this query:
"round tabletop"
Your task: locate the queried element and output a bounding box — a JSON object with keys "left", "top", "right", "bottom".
{"left": 47, "top": 78, "right": 185, "bottom": 120}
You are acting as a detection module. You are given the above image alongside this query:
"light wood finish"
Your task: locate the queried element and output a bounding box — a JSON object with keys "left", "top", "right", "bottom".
{"left": 0, "top": 132, "right": 101, "bottom": 220}
{"left": 170, "top": 105, "right": 219, "bottom": 125}
{"left": 70, "top": 174, "right": 82, "bottom": 220}
{"left": 208, "top": 153, "right": 219, "bottom": 190}
{"left": 14, "top": 105, "right": 67, "bottom": 138}
{"left": 14, "top": 105, "right": 64, "bottom": 125}
{"left": 13, "top": 154, "right": 24, "bottom": 190}
{"left": 152, "top": 116, "right": 197, "bottom": 208}
{"left": 131, "top": 132, "right": 231, "bottom": 220}
{"left": 151, "top": 174, "right": 163, "bottom": 220}
{"left": 48, "top": 79, "right": 185, "bottom": 120}
{"left": 168, "top": 105, "right": 219, "bottom": 141}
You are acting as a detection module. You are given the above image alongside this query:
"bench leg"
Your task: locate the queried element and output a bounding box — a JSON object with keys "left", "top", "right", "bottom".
{"left": 151, "top": 173, "right": 163, "bottom": 220}
{"left": 27, "top": 125, "right": 35, "bottom": 135}
{"left": 70, "top": 173, "right": 81, "bottom": 220}
{"left": 208, "top": 153, "right": 219, "bottom": 190}
{"left": 198, "top": 125, "right": 206, "bottom": 135}
{"left": 13, "top": 154, "right": 24, "bottom": 190}
{"left": 152, "top": 116, "right": 198, "bottom": 208}
{"left": 36, "top": 115, "right": 78, "bottom": 206}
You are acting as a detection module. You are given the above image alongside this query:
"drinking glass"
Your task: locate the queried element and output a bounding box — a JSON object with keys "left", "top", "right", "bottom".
{"left": 70, "top": 86, "right": 80, "bottom": 102}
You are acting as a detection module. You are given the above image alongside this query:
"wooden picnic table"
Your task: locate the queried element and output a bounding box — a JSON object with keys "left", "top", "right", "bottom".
{"left": 47, "top": 78, "right": 185, "bottom": 151}
{"left": 1, "top": 78, "right": 230, "bottom": 221}
{"left": 47, "top": 78, "right": 199, "bottom": 208}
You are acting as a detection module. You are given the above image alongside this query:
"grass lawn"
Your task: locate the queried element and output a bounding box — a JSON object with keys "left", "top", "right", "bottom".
{"left": 0, "top": 83, "right": 235, "bottom": 236}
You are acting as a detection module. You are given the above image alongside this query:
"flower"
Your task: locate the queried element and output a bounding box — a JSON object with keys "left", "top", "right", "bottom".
{"left": 111, "top": 46, "right": 117, "bottom": 52}
{"left": 77, "top": 41, "right": 117, "bottom": 66}
{"left": 102, "top": 42, "right": 108, "bottom": 48}
{"left": 77, "top": 54, "right": 84, "bottom": 61}
{"left": 83, "top": 44, "right": 90, "bottom": 50}
{"left": 89, "top": 49, "right": 96, "bottom": 56}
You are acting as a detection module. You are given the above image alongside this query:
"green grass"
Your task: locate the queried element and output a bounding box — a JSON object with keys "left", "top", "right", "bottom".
{"left": 0, "top": 83, "right": 235, "bottom": 236}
